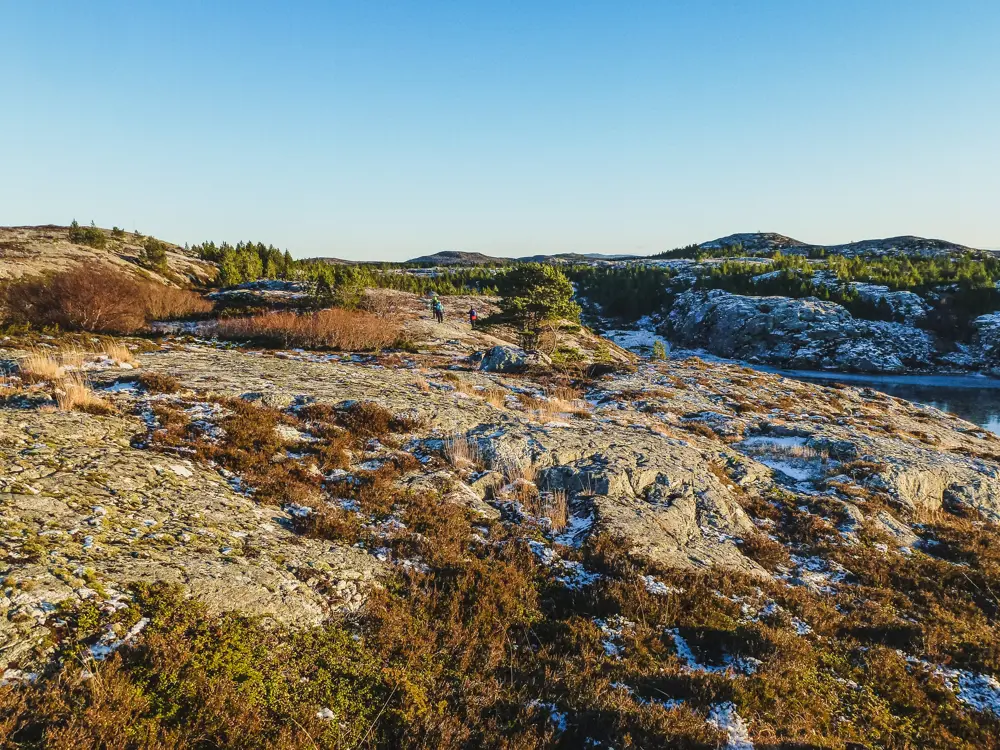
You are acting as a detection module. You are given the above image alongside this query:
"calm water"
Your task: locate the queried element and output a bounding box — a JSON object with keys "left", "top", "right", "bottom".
{"left": 757, "top": 369, "right": 1000, "bottom": 436}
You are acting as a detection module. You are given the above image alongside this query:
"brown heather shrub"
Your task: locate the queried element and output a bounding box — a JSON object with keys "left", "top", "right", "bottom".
{"left": 137, "top": 371, "right": 181, "bottom": 393}
{"left": 738, "top": 531, "right": 791, "bottom": 570}
{"left": 213, "top": 308, "right": 404, "bottom": 351}
{"left": 1, "top": 267, "right": 210, "bottom": 333}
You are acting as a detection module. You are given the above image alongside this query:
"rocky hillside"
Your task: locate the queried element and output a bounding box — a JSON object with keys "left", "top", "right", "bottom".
{"left": 698, "top": 232, "right": 984, "bottom": 258}
{"left": 0, "top": 225, "right": 216, "bottom": 286}
{"left": 2, "top": 296, "right": 1000, "bottom": 747}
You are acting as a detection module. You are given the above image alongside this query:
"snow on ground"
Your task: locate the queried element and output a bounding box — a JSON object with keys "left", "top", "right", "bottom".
{"left": 552, "top": 509, "right": 595, "bottom": 547}
{"left": 738, "top": 436, "right": 809, "bottom": 450}
{"left": 758, "top": 459, "right": 816, "bottom": 482}
{"left": 779, "top": 556, "right": 849, "bottom": 594}
{"left": 640, "top": 574, "right": 681, "bottom": 596}
{"left": 528, "top": 540, "right": 601, "bottom": 590}
{"left": 708, "top": 702, "right": 754, "bottom": 750}
{"left": 903, "top": 654, "right": 1000, "bottom": 718}
{"left": 89, "top": 617, "right": 150, "bottom": 661}
{"left": 668, "top": 629, "right": 760, "bottom": 675}
{"left": 603, "top": 328, "right": 670, "bottom": 355}
{"left": 527, "top": 700, "right": 568, "bottom": 732}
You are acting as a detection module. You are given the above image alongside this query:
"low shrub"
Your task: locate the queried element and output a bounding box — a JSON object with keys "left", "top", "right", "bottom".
{"left": 1, "top": 267, "right": 210, "bottom": 333}
{"left": 212, "top": 308, "right": 405, "bottom": 351}
{"left": 137, "top": 371, "right": 181, "bottom": 394}
{"left": 68, "top": 219, "right": 106, "bottom": 248}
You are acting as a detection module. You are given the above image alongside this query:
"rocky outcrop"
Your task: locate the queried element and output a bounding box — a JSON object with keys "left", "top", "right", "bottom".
{"left": 666, "top": 289, "right": 934, "bottom": 373}
{"left": 478, "top": 345, "right": 529, "bottom": 373}
{"left": 848, "top": 283, "right": 931, "bottom": 325}
{"left": 466, "top": 423, "right": 764, "bottom": 575}
{"left": 973, "top": 313, "right": 1000, "bottom": 368}
{"left": 0, "top": 409, "right": 382, "bottom": 670}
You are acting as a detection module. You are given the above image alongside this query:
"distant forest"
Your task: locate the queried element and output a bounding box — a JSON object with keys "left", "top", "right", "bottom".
{"left": 191, "top": 240, "right": 1000, "bottom": 340}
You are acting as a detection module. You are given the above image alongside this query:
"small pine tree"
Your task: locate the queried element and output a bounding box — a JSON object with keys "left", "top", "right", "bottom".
{"left": 140, "top": 237, "right": 169, "bottom": 272}
{"left": 218, "top": 248, "right": 243, "bottom": 287}
{"left": 69, "top": 219, "right": 107, "bottom": 249}
{"left": 651, "top": 340, "right": 667, "bottom": 360}
{"left": 494, "top": 264, "right": 581, "bottom": 329}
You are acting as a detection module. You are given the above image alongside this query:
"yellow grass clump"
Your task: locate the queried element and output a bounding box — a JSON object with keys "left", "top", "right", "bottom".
{"left": 55, "top": 373, "right": 112, "bottom": 415}
{"left": 18, "top": 350, "right": 66, "bottom": 382}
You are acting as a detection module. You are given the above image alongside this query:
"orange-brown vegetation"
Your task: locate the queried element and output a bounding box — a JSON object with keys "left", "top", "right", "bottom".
{"left": 212, "top": 309, "right": 406, "bottom": 351}
{"left": 0, "top": 267, "right": 210, "bottom": 333}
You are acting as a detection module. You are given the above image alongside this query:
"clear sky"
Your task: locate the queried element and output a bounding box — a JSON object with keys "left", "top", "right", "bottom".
{"left": 2, "top": 1, "right": 998, "bottom": 259}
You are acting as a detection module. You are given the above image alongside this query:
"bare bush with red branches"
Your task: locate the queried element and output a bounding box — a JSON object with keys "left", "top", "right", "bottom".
{"left": 0, "top": 267, "right": 211, "bottom": 334}
{"left": 212, "top": 308, "right": 405, "bottom": 351}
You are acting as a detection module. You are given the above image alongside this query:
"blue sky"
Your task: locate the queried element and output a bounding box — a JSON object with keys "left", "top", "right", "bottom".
{"left": 2, "top": 1, "right": 998, "bottom": 259}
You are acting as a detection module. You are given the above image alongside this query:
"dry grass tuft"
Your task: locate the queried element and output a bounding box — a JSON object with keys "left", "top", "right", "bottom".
{"left": 525, "top": 488, "right": 569, "bottom": 531}
{"left": 95, "top": 340, "right": 138, "bottom": 366}
{"left": 483, "top": 386, "right": 508, "bottom": 408}
{"left": 18, "top": 350, "right": 66, "bottom": 382}
{"left": 55, "top": 373, "right": 113, "bottom": 414}
{"left": 498, "top": 459, "right": 538, "bottom": 484}
{"left": 213, "top": 308, "right": 404, "bottom": 351}
{"left": 444, "top": 433, "right": 482, "bottom": 468}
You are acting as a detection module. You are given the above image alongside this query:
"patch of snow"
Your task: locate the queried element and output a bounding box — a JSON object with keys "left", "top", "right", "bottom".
{"left": 552, "top": 510, "right": 595, "bottom": 548}
{"left": 792, "top": 618, "right": 813, "bottom": 635}
{"left": 527, "top": 701, "right": 568, "bottom": 732}
{"left": 1, "top": 669, "right": 39, "bottom": 686}
{"left": 759, "top": 459, "right": 815, "bottom": 482}
{"left": 594, "top": 616, "right": 635, "bottom": 658}
{"left": 169, "top": 463, "right": 193, "bottom": 478}
{"left": 707, "top": 702, "right": 754, "bottom": 750}
{"left": 528, "top": 540, "right": 601, "bottom": 590}
{"left": 603, "top": 328, "right": 670, "bottom": 356}
{"left": 640, "top": 574, "right": 681, "bottom": 596}
{"left": 104, "top": 380, "right": 138, "bottom": 393}
{"left": 668, "top": 629, "right": 760, "bottom": 675}
{"left": 739, "top": 436, "right": 808, "bottom": 450}
{"left": 89, "top": 617, "right": 150, "bottom": 661}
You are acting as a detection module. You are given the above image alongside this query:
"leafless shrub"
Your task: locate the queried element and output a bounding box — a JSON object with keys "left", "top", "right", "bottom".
{"left": 1, "top": 267, "right": 209, "bottom": 333}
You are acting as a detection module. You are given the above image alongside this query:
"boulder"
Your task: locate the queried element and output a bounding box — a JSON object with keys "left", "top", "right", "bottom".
{"left": 478, "top": 345, "right": 529, "bottom": 373}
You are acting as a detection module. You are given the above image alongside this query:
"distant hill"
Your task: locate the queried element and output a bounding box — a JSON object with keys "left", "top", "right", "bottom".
{"left": 697, "top": 232, "right": 984, "bottom": 258}
{"left": 406, "top": 250, "right": 641, "bottom": 266}
{"left": 519, "top": 252, "right": 641, "bottom": 264}
{"left": 405, "top": 250, "right": 509, "bottom": 266}
{"left": 0, "top": 224, "right": 216, "bottom": 286}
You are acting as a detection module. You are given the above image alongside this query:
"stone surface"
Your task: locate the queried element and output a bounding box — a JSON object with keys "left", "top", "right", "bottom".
{"left": 0, "top": 408, "right": 382, "bottom": 670}
{"left": 666, "top": 289, "right": 935, "bottom": 373}
{"left": 479, "top": 345, "right": 529, "bottom": 373}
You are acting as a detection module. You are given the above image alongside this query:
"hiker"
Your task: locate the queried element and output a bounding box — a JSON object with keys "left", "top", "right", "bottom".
{"left": 468, "top": 307, "right": 478, "bottom": 329}
{"left": 428, "top": 293, "right": 439, "bottom": 320}
{"left": 434, "top": 298, "right": 444, "bottom": 323}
